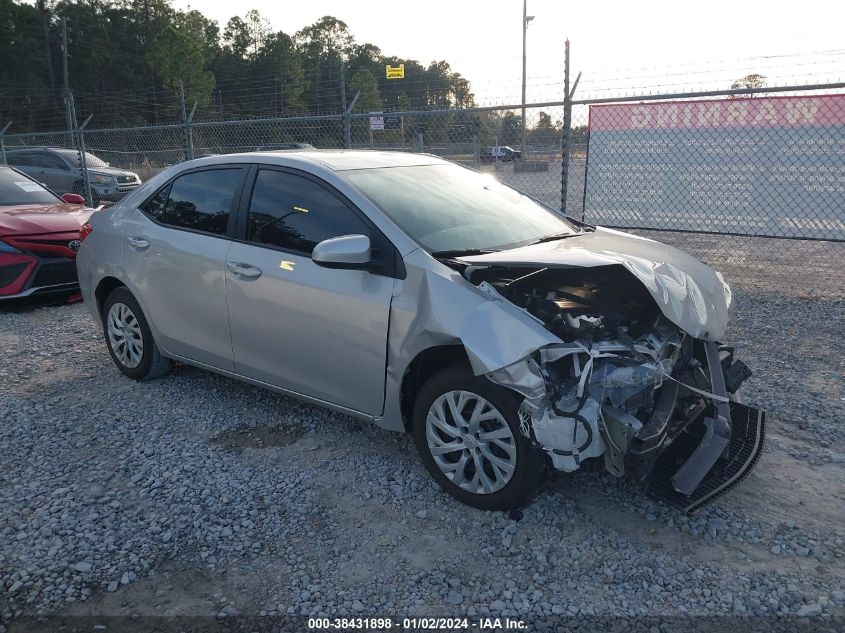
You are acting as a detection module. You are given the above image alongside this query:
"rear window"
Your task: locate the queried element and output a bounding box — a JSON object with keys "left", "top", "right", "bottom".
{"left": 0, "top": 168, "right": 62, "bottom": 206}
{"left": 141, "top": 168, "right": 243, "bottom": 236}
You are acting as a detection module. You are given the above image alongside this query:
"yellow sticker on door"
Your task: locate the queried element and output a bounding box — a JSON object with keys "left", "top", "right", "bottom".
{"left": 279, "top": 260, "right": 296, "bottom": 271}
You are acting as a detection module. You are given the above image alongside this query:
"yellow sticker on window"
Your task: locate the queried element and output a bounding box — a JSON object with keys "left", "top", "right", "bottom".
{"left": 293, "top": 205, "right": 309, "bottom": 213}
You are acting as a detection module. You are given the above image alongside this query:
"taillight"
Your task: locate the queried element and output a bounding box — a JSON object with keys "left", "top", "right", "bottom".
{"left": 79, "top": 223, "right": 93, "bottom": 241}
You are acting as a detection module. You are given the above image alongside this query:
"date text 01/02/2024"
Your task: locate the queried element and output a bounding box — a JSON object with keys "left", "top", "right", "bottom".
{"left": 307, "top": 617, "right": 528, "bottom": 630}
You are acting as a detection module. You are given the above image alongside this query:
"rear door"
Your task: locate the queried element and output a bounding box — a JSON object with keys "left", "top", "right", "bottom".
{"left": 37, "top": 151, "right": 76, "bottom": 193}
{"left": 225, "top": 166, "right": 397, "bottom": 415}
{"left": 122, "top": 165, "right": 247, "bottom": 371}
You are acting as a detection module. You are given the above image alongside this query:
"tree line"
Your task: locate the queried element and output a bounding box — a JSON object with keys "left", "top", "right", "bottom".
{"left": 0, "top": 0, "right": 476, "bottom": 131}
{"left": 1, "top": 0, "right": 579, "bottom": 152}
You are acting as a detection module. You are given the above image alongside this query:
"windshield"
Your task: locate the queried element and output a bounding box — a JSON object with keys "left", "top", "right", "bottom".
{"left": 0, "top": 168, "right": 62, "bottom": 206}
{"left": 342, "top": 164, "right": 577, "bottom": 253}
{"left": 54, "top": 149, "right": 109, "bottom": 168}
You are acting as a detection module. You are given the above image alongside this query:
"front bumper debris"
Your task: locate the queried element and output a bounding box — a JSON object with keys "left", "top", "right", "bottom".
{"left": 647, "top": 401, "right": 766, "bottom": 514}
{"left": 487, "top": 323, "right": 764, "bottom": 513}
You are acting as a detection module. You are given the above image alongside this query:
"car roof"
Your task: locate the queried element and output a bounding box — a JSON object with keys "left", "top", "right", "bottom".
{"left": 187, "top": 150, "right": 450, "bottom": 172}
{"left": 6, "top": 147, "right": 59, "bottom": 153}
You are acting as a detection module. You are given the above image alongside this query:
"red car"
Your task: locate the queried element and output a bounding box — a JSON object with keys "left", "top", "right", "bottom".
{"left": 0, "top": 165, "right": 95, "bottom": 301}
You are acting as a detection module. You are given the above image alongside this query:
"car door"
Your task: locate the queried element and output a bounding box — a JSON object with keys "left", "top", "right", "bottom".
{"left": 225, "top": 166, "right": 397, "bottom": 416}
{"left": 122, "top": 165, "right": 247, "bottom": 372}
{"left": 38, "top": 151, "right": 75, "bottom": 193}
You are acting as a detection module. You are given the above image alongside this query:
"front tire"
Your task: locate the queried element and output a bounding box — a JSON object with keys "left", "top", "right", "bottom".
{"left": 412, "top": 365, "right": 545, "bottom": 510}
{"left": 102, "top": 287, "right": 170, "bottom": 380}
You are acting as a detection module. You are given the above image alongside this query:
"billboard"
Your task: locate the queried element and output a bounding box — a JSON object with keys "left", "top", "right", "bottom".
{"left": 584, "top": 94, "right": 845, "bottom": 240}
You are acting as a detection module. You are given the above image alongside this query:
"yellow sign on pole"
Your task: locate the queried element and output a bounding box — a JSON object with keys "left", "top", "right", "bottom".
{"left": 386, "top": 64, "right": 405, "bottom": 80}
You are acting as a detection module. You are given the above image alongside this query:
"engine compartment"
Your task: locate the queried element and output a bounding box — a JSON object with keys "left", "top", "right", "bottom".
{"left": 465, "top": 264, "right": 663, "bottom": 342}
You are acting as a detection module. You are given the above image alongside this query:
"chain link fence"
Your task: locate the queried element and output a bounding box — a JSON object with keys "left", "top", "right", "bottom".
{"left": 571, "top": 87, "right": 845, "bottom": 297}
{"left": 1, "top": 85, "right": 842, "bottom": 296}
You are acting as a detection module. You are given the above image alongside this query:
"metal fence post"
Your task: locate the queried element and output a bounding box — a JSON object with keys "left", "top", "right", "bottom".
{"left": 561, "top": 41, "right": 571, "bottom": 214}
{"left": 560, "top": 39, "right": 581, "bottom": 215}
{"left": 344, "top": 91, "right": 360, "bottom": 150}
{"left": 75, "top": 114, "right": 94, "bottom": 207}
{"left": 186, "top": 102, "right": 197, "bottom": 161}
{"left": 0, "top": 121, "right": 11, "bottom": 165}
{"left": 179, "top": 80, "right": 188, "bottom": 160}
{"left": 343, "top": 110, "right": 351, "bottom": 149}
{"left": 179, "top": 81, "right": 198, "bottom": 161}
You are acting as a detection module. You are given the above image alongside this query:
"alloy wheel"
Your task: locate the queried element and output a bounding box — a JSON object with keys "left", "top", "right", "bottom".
{"left": 425, "top": 390, "right": 517, "bottom": 494}
{"left": 106, "top": 302, "right": 144, "bottom": 369}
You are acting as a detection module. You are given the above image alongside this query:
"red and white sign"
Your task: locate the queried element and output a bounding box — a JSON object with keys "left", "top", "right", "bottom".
{"left": 589, "top": 94, "right": 845, "bottom": 131}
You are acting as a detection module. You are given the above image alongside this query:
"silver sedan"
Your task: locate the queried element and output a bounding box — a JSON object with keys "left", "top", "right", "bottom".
{"left": 76, "top": 151, "right": 764, "bottom": 512}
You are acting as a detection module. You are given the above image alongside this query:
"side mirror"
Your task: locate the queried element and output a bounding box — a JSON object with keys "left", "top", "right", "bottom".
{"left": 61, "top": 193, "right": 86, "bottom": 205}
{"left": 312, "top": 234, "right": 371, "bottom": 269}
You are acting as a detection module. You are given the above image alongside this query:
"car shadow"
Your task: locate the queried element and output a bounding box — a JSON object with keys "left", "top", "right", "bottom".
{"left": 0, "top": 292, "right": 82, "bottom": 313}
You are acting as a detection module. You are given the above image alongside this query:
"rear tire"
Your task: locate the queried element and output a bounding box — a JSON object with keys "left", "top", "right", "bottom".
{"left": 102, "top": 287, "right": 170, "bottom": 380}
{"left": 412, "top": 365, "right": 545, "bottom": 510}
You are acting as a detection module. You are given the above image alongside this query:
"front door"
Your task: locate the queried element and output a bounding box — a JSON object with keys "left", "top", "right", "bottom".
{"left": 123, "top": 166, "right": 246, "bottom": 371}
{"left": 225, "top": 167, "right": 395, "bottom": 415}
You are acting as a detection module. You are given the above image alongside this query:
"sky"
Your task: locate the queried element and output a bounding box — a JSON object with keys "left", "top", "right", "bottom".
{"left": 174, "top": 0, "right": 845, "bottom": 105}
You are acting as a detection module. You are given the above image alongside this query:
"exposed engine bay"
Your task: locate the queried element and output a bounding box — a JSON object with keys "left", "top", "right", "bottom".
{"left": 467, "top": 265, "right": 663, "bottom": 342}
{"left": 448, "top": 261, "right": 764, "bottom": 513}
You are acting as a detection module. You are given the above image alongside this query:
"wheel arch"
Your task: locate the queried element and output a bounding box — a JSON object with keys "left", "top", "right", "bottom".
{"left": 94, "top": 276, "right": 126, "bottom": 316}
{"left": 399, "top": 344, "right": 472, "bottom": 433}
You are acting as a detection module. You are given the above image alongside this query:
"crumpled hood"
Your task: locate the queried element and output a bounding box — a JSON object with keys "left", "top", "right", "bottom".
{"left": 459, "top": 227, "right": 732, "bottom": 341}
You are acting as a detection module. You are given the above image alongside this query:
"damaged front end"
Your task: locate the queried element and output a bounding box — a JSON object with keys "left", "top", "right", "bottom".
{"left": 467, "top": 264, "right": 765, "bottom": 513}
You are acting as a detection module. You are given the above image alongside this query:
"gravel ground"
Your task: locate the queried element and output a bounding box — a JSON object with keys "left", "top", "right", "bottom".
{"left": 1, "top": 277, "right": 843, "bottom": 631}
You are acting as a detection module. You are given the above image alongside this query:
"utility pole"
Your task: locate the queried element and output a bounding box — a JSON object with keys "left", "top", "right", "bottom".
{"left": 62, "top": 17, "right": 73, "bottom": 139}
{"left": 521, "top": 0, "right": 534, "bottom": 160}
{"left": 179, "top": 80, "right": 187, "bottom": 121}
{"left": 62, "top": 18, "right": 69, "bottom": 92}
{"left": 60, "top": 21, "right": 93, "bottom": 206}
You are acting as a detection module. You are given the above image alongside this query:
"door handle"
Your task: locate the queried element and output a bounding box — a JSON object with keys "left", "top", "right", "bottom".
{"left": 226, "top": 261, "right": 262, "bottom": 279}
{"left": 127, "top": 237, "right": 150, "bottom": 250}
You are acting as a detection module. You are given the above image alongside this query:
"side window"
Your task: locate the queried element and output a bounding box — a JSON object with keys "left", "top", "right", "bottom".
{"left": 141, "top": 169, "right": 242, "bottom": 236}
{"left": 29, "top": 152, "right": 52, "bottom": 169}
{"left": 246, "top": 169, "right": 370, "bottom": 254}
{"left": 41, "top": 153, "right": 69, "bottom": 170}
{"left": 6, "top": 153, "right": 31, "bottom": 167}
{"left": 142, "top": 184, "right": 171, "bottom": 221}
